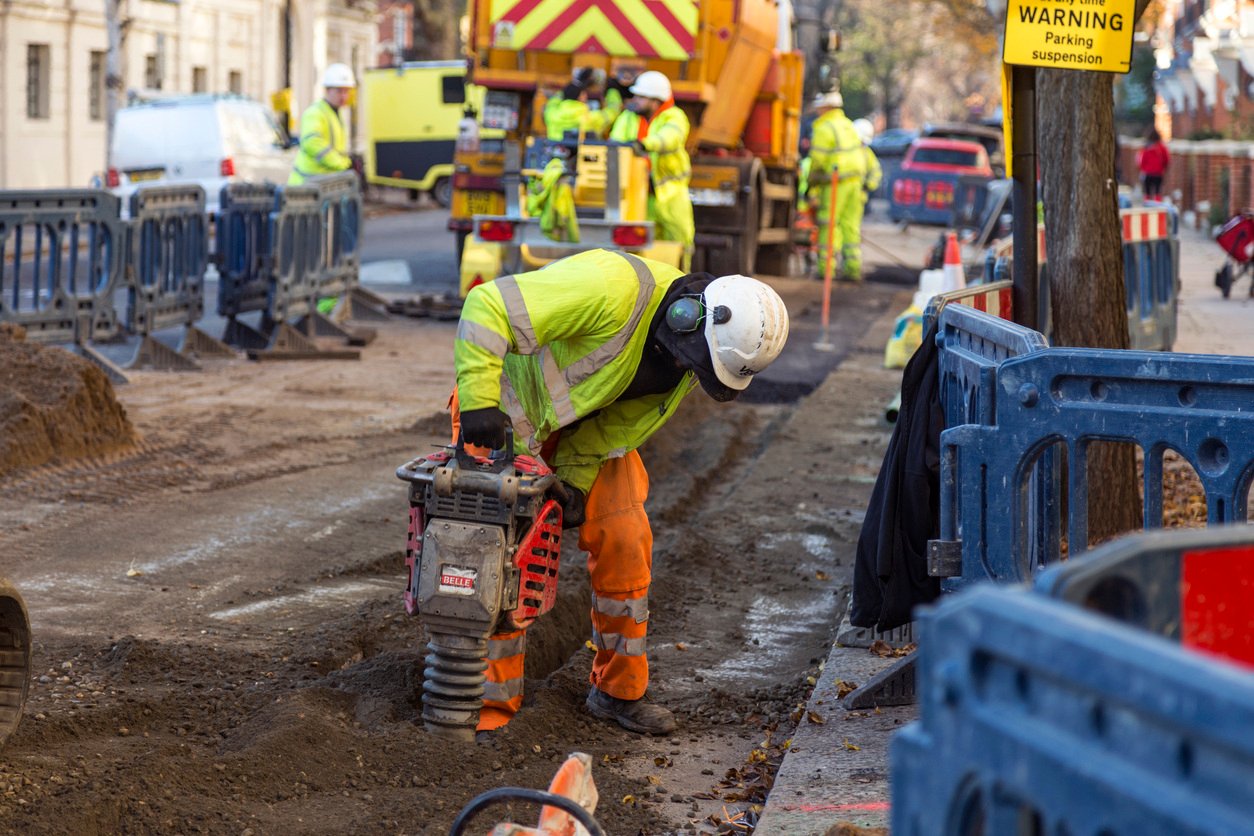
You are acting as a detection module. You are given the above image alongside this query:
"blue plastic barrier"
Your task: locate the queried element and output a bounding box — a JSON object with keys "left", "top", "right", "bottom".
{"left": 268, "top": 184, "right": 322, "bottom": 321}
{"left": 892, "top": 580, "right": 1254, "bottom": 836}
{"left": 308, "top": 172, "right": 361, "bottom": 300}
{"left": 0, "top": 189, "right": 124, "bottom": 343}
{"left": 216, "top": 182, "right": 277, "bottom": 319}
{"left": 936, "top": 329, "right": 1254, "bottom": 585}
{"left": 126, "top": 185, "right": 209, "bottom": 335}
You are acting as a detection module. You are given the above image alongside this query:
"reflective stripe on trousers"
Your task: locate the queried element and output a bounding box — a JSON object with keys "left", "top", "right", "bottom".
{"left": 580, "top": 450, "right": 653, "bottom": 701}
{"left": 481, "top": 628, "right": 526, "bottom": 731}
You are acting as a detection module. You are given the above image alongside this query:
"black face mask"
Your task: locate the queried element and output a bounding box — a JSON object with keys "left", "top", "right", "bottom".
{"left": 650, "top": 274, "right": 739, "bottom": 403}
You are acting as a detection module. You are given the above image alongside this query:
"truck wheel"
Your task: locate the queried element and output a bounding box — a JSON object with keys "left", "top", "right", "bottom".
{"left": 433, "top": 177, "right": 453, "bottom": 209}
{"left": 0, "top": 579, "right": 30, "bottom": 747}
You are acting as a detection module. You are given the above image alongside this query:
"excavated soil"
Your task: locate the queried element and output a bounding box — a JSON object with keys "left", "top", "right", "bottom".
{"left": 0, "top": 327, "right": 135, "bottom": 478}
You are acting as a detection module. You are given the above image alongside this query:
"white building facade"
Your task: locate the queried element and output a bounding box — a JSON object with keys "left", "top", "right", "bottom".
{"left": 0, "top": 0, "right": 377, "bottom": 189}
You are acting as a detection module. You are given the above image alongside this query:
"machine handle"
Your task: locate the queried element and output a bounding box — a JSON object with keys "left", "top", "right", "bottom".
{"left": 455, "top": 426, "right": 515, "bottom": 472}
{"left": 448, "top": 787, "right": 605, "bottom": 836}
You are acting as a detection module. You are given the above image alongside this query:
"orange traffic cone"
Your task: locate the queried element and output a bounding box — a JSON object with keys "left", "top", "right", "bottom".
{"left": 942, "top": 231, "right": 966, "bottom": 292}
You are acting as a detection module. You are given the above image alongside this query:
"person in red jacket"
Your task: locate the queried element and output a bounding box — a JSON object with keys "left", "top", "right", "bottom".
{"left": 1137, "top": 128, "right": 1170, "bottom": 200}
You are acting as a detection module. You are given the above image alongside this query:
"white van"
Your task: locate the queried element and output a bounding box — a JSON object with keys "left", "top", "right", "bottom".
{"left": 108, "top": 94, "right": 295, "bottom": 215}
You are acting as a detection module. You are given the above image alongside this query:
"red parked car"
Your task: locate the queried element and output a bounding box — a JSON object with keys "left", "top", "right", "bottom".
{"left": 890, "top": 138, "right": 994, "bottom": 225}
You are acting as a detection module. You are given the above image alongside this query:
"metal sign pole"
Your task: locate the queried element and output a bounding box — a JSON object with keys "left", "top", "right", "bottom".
{"left": 1011, "top": 65, "right": 1039, "bottom": 333}
{"left": 814, "top": 168, "right": 839, "bottom": 352}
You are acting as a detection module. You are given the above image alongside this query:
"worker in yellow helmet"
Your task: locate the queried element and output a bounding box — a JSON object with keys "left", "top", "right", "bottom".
{"left": 289, "top": 63, "right": 355, "bottom": 186}
{"left": 805, "top": 90, "right": 867, "bottom": 280}
{"left": 628, "top": 71, "right": 694, "bottom": 269}
{"left": 452, "top": 249, "right": 790, "bottom": 736}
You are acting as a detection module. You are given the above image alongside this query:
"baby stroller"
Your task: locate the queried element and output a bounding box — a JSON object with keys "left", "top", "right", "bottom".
{"left": 1214, "top": 212, "right": 1254, "bottom": 298}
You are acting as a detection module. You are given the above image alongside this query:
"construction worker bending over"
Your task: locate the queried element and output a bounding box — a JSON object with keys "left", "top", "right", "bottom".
{"left": 628, "top": 71, "right": 695, "bottom": 270}
{"left": 289, "top": 63, "right": 355, "bottom": 185}
{"left": 452, "top": 249, "right": 790, "bottom": 735}
{"left": 806, "top": 91, "right": 867, "bottom": 281}
{"left": 853, "top": 118, "right": 882, "bottom": 218}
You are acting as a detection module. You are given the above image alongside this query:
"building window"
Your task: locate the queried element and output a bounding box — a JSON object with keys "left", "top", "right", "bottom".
{"left": 90, "top": 50, "right": 107, "bottom": 121}
{"left": 145, "top": 54, "right": 162, "bottom": 90}
{"left": 27, "top": 44, "right": 51, "bottom": 119}
{"left": 228, "top": 70, "right": 242, "bottom": 94}
{"left": 192, "top": 66, "right": 208, "bottom": 93}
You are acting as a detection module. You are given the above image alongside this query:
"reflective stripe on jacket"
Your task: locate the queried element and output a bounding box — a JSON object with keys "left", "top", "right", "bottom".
{"left": 863, "top": 146, "right": 883, "bottom": 193}
{"left": 641, "top": 104, "right": 691, "bottom": 187}
{"left": 809, "top": 109, "right": 865, "bottom": 182}
{"left": 454, "top": 249, "right": 696, "bottom": 491}
{"left": 290, "top": 99, "right": 350, "bottom": 185}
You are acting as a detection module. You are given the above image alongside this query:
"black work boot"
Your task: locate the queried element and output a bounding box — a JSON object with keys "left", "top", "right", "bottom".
{"left": 585, "top": 687, "right": 677, "bottom": 735}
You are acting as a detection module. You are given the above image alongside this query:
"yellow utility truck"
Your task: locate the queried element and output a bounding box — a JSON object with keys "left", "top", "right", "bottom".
{"left": 364, "top": 61, "right": 485, "bottom": 207}
{"left": 450, "top": 0, "right": 804, "bottom": 294}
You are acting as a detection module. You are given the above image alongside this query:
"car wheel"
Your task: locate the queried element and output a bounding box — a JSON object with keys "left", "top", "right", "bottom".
{"left": 433, "top": 177, "right": 453, "bottom": 208}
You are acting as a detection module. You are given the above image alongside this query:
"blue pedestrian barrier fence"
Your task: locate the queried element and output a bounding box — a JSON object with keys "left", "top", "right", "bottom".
{"left": 0, "top": 189, "right": 125, "bottom": 344}
{"left": 308, "top": 172, "right": 361, "bottom": 301}
{"left": 893, "top": 527, "right": 1254, "bottom": 836}
{"left": 216, "top": 182, "right": 278, "bottom": 322}
{"left": 930, "top": 303, "right": 1254, "bottom": 588}
{"left": 268, "top": 184, "right": 322, "bottom": 322}
{"left": 125, "top": 184, "right": 209, "bottom": 335}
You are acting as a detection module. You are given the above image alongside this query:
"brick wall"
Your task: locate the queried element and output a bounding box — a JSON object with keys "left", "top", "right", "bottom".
{"left": 1118, "top": 136, "right": 1254, "bottom": 225}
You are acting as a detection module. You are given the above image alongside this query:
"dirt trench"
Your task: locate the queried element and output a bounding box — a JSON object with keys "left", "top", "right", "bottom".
{"left": 0, "top": 282, "right": 898, "bottom": 835}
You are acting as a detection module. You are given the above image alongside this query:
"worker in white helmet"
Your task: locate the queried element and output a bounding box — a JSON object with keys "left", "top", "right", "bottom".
{"left": 852, "top": 118, "right": 883, "bottom": 217}
{"left": 289, "top": 63, "right": 356, "bottom": 185}
{"left": 620, "top": 71, "right": 695, "bottom": 269}
{"left": 452, "top": 249, "right": 790, "bottom": 736}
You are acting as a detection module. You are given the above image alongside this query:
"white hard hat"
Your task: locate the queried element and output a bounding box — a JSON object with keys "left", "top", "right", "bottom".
{"left": 853, "top": 118, "right": 874, "bottom": 145}
{"left": 703, "top": 275, "right": 790, "bottom": 390}
{"left": 818, "top": 90, "right": 844, "bottom": 109}
{"left": 629, "top": 70, "right": 672, "bottom": 101}
{"left": 322, "top": 63, "right": 356, "bottom": 89}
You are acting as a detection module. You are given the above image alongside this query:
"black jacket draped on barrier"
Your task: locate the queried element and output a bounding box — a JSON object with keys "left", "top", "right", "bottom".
{"left": 851, "top": 320, "right": 943, "bottom": 631}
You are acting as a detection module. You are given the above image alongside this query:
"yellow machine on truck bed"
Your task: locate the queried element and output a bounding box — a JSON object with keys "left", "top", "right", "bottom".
{"left": 450, "top": 0, "right": 803, "bottom": 295}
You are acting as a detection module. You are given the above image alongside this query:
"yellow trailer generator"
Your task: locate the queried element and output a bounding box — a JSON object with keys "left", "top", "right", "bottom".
{"left": 364, "top": 61, "right": 486, "bottom": 207}
{"left": 450, "top": 0, "right": 804, "bottom": 295}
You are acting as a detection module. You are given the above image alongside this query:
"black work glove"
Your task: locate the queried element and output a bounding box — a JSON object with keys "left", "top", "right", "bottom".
{"left": 558, "top": 482, "right": 586, "bottom": 529}
{"left": 632, "top": 140, "right": 649, "bottom": 157}
{"left": 460, "top": 407, "right": 508, "bottom": 450}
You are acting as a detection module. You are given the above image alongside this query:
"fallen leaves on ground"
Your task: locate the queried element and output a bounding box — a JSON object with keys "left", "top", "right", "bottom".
{"left": 835, "top": 679, "right": 858, "bottom": 699}
{"left": 842, "top": 739, "right": 861, "bottom": 751}
{"left": 806, "top": 710, "right": 826, "bottom": 725}
{"left": 868, "top": 640, "right": 916, "bottom": 658}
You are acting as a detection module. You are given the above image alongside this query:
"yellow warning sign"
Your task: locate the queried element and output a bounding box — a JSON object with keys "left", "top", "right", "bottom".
{"left": 1003, "top": 0, "right": 1136, "bottom": 74}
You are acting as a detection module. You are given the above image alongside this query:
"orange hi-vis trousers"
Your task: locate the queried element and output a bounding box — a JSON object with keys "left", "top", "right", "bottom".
{"left": 449, "top": 393, "right": 653, "bottom": 731}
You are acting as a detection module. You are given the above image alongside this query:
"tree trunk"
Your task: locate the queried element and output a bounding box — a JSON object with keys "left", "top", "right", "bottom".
{"left": 1037, "top": 68, "right": 1141, "bottom": 542}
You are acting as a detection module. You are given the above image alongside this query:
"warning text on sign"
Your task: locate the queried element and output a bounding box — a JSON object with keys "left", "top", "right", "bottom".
{"left": 1004, "top": 0, "right": 1136, "bottom": 74}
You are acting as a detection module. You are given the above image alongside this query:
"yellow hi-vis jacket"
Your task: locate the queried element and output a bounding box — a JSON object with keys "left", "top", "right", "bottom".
{"left": 454, "top": 249, "right": 697, "bottom": 492}
{"left": 640, "top": 105, "right": 691, "bottom": 187}
{"left": 289, "top": 99, "right": 351, "bottom": 185}
{"left": 863, "top": 145, "right": 883, "bottom": 193}
{"left": 809, "top": 109, "right": 865, "bottom": 183}
{"left": 544, "top": 89, "right": 623, "bottom": 141}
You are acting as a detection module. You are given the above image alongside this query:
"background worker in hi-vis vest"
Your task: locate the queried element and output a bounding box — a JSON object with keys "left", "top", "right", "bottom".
{"left": 289, "top": 64, "right": 355, "bottom": 186}
{"left": 805, "top": 90, "right": 868, "bottom": 281}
